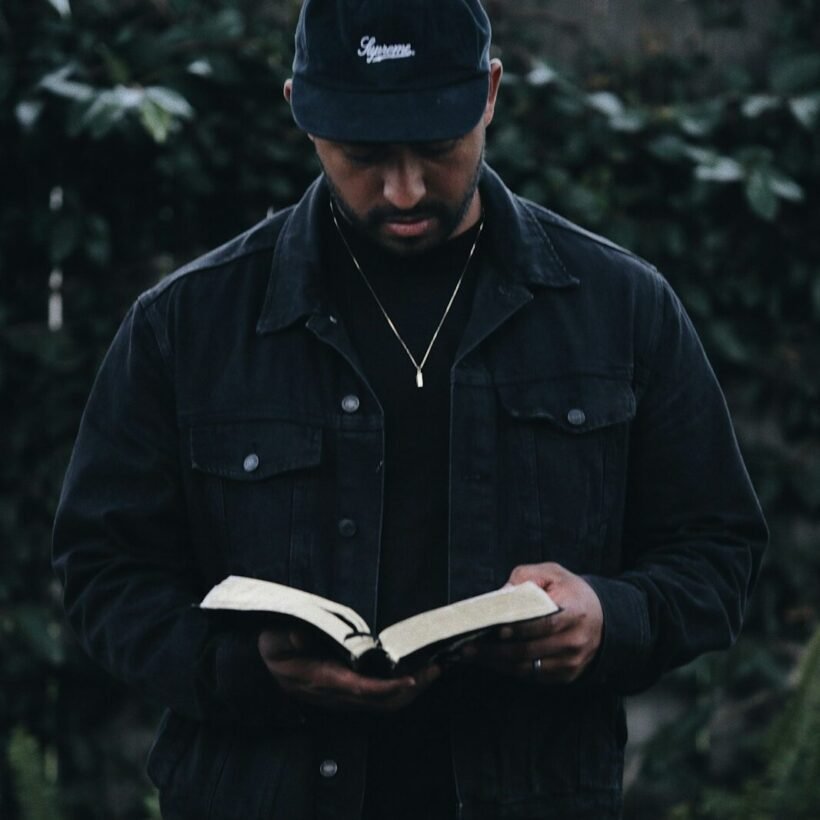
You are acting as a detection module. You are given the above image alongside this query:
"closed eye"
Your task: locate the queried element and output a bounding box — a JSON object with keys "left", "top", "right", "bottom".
{"left": 341, "top": 144, "right": 388, "bottom": 165}
{"left": 412, "top": 139, "right": 459, "bottom": 159}
{"left": 340, "top": 139, "right": 460, "bottom": 165}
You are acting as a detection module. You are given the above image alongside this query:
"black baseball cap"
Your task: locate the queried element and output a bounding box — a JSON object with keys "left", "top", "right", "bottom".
{"left": 289, "top": 0, "right": 493, "bottom": 143}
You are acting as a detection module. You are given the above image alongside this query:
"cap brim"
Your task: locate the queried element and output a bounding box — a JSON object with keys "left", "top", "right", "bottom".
{"left": 290, "top": 73, "right": 489, "bottom": 143}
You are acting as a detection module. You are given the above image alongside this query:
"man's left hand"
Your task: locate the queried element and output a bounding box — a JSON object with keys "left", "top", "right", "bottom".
{"left": 461, "top": 562, "right": 604, "bottom": 684}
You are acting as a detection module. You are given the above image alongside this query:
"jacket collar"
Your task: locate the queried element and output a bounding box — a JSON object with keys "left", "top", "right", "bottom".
{"left": 257, "top": 164, "right": 576, "bottom": 335}
{"left": 478, "top": 164, "right": 577, "bottom": 290}
{"left": 257, "top": 174, "right": 329, "bottom": 334}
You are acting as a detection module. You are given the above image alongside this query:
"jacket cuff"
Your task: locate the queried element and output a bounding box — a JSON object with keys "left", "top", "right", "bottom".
{"left": 204, "top": 630, "right": 307, "bottom": 728}
{"left": 582, "top": 575, "right": 651, "bottom": 692}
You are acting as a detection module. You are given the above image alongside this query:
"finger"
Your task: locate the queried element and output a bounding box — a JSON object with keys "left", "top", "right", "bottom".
{"left": 289, "top": 665, "right": 426, "bottom": 713}
{"left": 467, "top": 633, "right": 579, "bottom": 665}
{"left": 410, "top": 663, "right": 442, "bottom": 689}
{"left": 520, "top": 652, "right": 589, "bottom": 683}
{"left": 258, "top": 629, "right": 296, "bottom": 659}
{"left": 494, "top": 613, "right": 567, "bottom": 642}
{"left": 507, "top": 562, "right": 563, "bottom": 588}
{"left": 467, "top": 648, "right": 582, "bottom": 682}
{"left": 288, "top": 627, "right": 321, "bottom": 653}
{"left": 360, "top": 666, "right": 443, "bottom": 709}
{"left": 274, "top": 657, "right": 416, "bottom": 698}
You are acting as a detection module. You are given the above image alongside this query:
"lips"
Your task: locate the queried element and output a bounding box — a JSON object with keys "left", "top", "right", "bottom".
{"left": 382, "top": 217, "right": 436, "bottom": 238}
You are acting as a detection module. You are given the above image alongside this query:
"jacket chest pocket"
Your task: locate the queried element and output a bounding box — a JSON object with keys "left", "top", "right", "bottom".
{"left": 187, "top": 419, "right": 323, "bottom": 584}
{"left": 497, "top": 377, "right": 635, "bottom": 574}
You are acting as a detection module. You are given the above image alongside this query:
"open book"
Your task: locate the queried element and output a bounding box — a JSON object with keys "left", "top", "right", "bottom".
{"left": 200, "top": 575, "right": 560, "bottom": 676}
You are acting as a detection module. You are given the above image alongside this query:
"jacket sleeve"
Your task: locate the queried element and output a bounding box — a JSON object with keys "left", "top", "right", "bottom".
{"left": 584, "top": 273, "right": 768, "bottom": 694}
{"left": 52, "top": 298, "right": 298, "bottom": 727}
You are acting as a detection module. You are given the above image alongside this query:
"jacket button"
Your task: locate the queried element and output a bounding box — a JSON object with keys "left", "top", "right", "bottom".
{"left": 243, "top": 453, "right": 260, "bottom": 472}
{"left": 567, "top": 408, "right": 586, "bottom": 427}
{"left": 338, "top": 518, "right": 357, "bottom": 538}
{"left": 319, "top": 759, "right": 338, "bottom": 778}
{"left": 341, "top": 394, "right": 360, "bottom": 413}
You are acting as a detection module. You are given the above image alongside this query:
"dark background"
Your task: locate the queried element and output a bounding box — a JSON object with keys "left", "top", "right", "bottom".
{"left": 1, "top": 0, "right": 819, "bottom": 817}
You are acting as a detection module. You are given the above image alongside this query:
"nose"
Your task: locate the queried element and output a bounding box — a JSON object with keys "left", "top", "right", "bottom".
{"left": 382, "top": 150, "right": 426, "bottom": 210}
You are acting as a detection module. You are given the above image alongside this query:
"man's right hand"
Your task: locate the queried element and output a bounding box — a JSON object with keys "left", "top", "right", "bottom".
{"left": 257, "top": 628, "right": 441, "bottom": 713}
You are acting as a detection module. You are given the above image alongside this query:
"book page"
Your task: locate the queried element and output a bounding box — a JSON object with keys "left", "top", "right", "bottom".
{"left": 378, "top": 581, "right": 559, "bottom": 663}
{"left": 200, "top": 576, "right": 376, "bottom": 656}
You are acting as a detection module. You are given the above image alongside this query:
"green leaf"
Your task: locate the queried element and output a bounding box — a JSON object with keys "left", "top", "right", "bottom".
{"left": 7, "top": 728, "right": 65, "bottom": 820}
{"left": 678, "top": 101, "right": 724, "bottom": 137}
{"left": 78, "top": 87, "right": 141, "bottom": 138}
{"left": 144, "top": 86, "right": 194, "bottom": 119}
{"left": 610, "top": 110, "right": 647, "bottom": 133}
{"left": 683, "top": 145, "right": 715, "bottom": 165}
{"left": 745, "top": 167, "right": 778, "bottom": 221}
{"left": 648, "top": 134, "right": 689, "bottom": 161}
{"left": 15, "top": 100, "right": 43, "bottom": 129}
{"left": 47, "top": 0, "right": 71, "bottom": 18}
{"left": 587, "top": 91, "right": 624, "bottom": 118}
{"left": 38, "top": 65, "right": 93, "bottom": 102}
{"left": 97, "top": 44, "right": 131, "bottom": 85}
{"left": 741, "top": 94, "right": 780, "bottom": 118}
{"left": 187, "top": 59, "right": 213, "bottom": 77}
{"left": 788, "top": 94, "right": 820, "bottom": 129}
{"left": 202, "top": 8, "right": 246, "bottom": 40}
{"left": 769, "top": 172, "right": 804, "bottom": 202}
{"left": 139, "top": 99, "right": 174, "bottom": 143}
{"left": 526, "top": 62, "right": 557, "bottom": 87}
{"left": 695, "top": 156, "right": 744, "bottom": 183}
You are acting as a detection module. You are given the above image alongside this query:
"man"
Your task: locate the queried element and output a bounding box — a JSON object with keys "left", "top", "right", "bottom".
{"left": 53, "top": 0, "right": 767, "bottom": 818}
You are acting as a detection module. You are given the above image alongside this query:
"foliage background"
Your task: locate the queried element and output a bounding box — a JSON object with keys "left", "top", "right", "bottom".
{"left": 1, "top": 0, "right": 818, "bottom": 817}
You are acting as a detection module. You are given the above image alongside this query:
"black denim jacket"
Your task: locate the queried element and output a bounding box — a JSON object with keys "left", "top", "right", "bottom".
{"left": 53, "top": 166, "right": 767, "bottom": 819}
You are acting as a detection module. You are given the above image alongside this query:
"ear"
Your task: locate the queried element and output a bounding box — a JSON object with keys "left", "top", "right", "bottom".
{"left": 283, "top": 78, "right": 293, "bottom": 103}
{"left": 483, "top": 59, "right": 503, "bottom": 127}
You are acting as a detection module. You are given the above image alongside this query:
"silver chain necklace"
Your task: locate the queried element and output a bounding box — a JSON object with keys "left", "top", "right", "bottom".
{"left": 330, "top": 202, "right": 484, "bottom": 388}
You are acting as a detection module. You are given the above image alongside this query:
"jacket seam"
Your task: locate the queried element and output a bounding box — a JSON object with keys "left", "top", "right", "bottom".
{"left": 137, "top": 213, "right": 292, "bottom": 311}
{"left": 527, "top": 203, "right": 653, "bottom": 269}
{"left": 520, "top": 200, "right": 569, "bottom": 277}
{"left": 138, "top": 297, "right": 171, "bottom": 367}
{"left": 642, "top": 269, "right": 669, "bottom": 390}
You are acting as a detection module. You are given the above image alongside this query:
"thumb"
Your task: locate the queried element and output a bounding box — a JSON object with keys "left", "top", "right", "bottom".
{"left": 506, "top": 562, "right": 563, "bottom": 589}
{"left": 289, "top": 628, "right": 309, "bottom": 651}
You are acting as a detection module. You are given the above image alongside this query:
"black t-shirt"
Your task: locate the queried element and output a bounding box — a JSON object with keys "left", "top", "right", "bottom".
{"left": 322, "top": 208, "right": 485, "bottom": 818}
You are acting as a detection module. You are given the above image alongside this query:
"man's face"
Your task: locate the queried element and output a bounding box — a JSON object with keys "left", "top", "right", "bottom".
{"left": 314, "top": 131, "right": 486, "bottom": 255}
{"left": 285, "top": 61, "right": 502, "bottom": 255}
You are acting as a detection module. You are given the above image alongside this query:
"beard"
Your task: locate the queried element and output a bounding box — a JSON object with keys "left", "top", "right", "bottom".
{"left": 321, "top": 144, "right": 484, "bottom": 256}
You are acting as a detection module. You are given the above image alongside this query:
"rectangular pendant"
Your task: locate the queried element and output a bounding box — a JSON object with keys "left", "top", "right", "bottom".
{"left": 416, "top": 370, "right": 424, "bottom": 388}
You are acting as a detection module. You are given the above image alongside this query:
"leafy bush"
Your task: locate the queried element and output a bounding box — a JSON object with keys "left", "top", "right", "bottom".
{"left": 1, "top": 0, "right": 818, "bottom": 817}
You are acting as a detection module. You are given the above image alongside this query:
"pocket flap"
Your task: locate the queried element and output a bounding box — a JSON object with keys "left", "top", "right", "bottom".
{"left": 497, "top": 377, "right": 636, "bottom": 433}
{"left": 190, "top": 420, "right": 322, "bottom": 479}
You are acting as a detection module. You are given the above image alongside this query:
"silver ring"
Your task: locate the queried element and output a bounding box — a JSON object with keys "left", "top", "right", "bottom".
{"left": 532, "top": 657, "right": 542, "bottom": 674}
